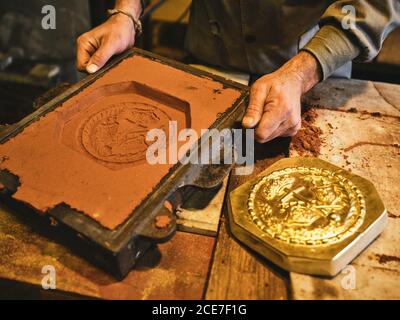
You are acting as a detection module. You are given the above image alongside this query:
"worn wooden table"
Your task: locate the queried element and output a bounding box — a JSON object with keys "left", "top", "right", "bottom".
{"left": 290, "top": 79, "right": 400, "bottom": 300}
{"left": 0, "top": 77, "right": 399, "bottom": 299}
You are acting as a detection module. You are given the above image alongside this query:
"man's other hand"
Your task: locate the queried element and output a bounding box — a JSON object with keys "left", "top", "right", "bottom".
{"left": 76, "top": 14, "right": 136, "bottom": 74}
{"left": 242, "top": 51, "right": 321, "bottom": 143}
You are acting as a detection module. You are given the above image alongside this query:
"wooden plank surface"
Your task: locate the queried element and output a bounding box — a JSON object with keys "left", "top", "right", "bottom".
{"left": 205, "top": 219, "right": 289, "bottom": 300}
{"left": 205, "top": 140, "right": 291, "bottom": 300}
{"left": 0, "top": 201, "right": 215, "bottom": 299}
{"left": 290, "top": 79, "right": 400, "bottom": 299}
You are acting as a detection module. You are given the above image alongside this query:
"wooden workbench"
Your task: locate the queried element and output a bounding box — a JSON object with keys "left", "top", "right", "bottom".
{"left": 290, "top": 79, "right": 400, "bottom": 299}
{"left": 0, "top": 77, "right": 399, "bottom": 299}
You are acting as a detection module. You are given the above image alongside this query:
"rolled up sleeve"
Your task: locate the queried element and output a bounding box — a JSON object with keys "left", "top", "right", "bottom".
{"left": 302, "top": 0, "right": 400, "bottom": 80}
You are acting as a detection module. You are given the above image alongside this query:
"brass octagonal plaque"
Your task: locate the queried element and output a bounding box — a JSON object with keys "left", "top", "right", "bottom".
{"left": 228, "top": 157, "right": 386, "bottom": 276}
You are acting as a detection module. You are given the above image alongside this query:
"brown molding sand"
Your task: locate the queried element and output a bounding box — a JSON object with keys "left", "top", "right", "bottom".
{"left": 0, "top": 55, "right": 241, "bottom": 230}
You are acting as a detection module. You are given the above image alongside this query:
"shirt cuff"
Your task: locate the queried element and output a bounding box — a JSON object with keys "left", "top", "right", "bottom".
{"left": 301, "top": 25, "right": 361, "bottom": 80}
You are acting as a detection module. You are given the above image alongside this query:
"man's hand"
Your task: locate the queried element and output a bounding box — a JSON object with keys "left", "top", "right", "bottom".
{"left": 242, "top": 51, "right": 321, "bottom": 143}
{"left": 76, "top": 0, "right": 142, "bottom": 73}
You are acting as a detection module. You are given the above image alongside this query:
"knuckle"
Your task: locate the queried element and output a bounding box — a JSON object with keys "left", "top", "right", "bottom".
{"left": 90, "top": 52, "right": 103, "bottom": 66}
{"left": 266, "top": 100, "right": 279, "bottom": 111}
{"left": 255, "top": 129, "right": 269, "bottom": 142}
{"left": 77, "top": 34, "right": 87, "bottom": 44}
{"left": 273, "top": 83, "right": 284, "bottom": 92}
{"left": 287, "top": 128, "right": 299, "bottom": 137}
{"left": 294, "top": 120, "right": 302, "bottom": 130}
{"left": 285, "top": 120, "right": 301, "bottom": 137}
{"left": 246, "top": 104, "right": 261, "bottom": 114}
{"left": 251, "top": 84, "right": 260, "bottom": 94}
{"left": 251, "top": 82, "right": 265, "bottom": 94}
{"left": 287, "top": 117, "right": 299, "bottom": 128}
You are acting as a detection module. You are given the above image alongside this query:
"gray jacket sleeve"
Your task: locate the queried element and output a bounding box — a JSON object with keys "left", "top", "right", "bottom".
{"left": 302, "top": 0, "right": 400, "bottom": 80}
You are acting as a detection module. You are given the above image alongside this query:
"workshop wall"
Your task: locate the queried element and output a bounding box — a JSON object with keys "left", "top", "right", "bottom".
{"left": 0, "top": 0, "right": 90, "bottom": 61}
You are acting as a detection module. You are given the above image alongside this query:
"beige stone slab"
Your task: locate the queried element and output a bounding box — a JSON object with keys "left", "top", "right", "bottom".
{"left": 303, "top": 79, "right": 400, "bottom": 117}
{"left": 290, "top": 95, "right": 400, "bottom": 299}
{"left": 291, "top": 264, "right": 400, "bottom": 300}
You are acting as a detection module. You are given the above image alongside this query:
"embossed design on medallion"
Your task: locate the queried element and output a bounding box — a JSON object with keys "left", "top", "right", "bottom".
{"left": 247, "top": 167, "right": 366, "bottom": 246}
{"left": 80, "top": 102, "right": 170, "bottom": 164}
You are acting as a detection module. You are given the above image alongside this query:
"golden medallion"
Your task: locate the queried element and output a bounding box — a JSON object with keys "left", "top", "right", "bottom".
{"left": 247, "top": 166, "right": 366, "bottom": 246}
{"left": 228, "top": 157, "right": 386, "bottom": 276}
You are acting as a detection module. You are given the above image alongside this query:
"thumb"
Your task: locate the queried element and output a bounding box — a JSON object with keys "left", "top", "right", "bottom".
{"left": 242, "top": 83, "right": 268, "bottom": 128}
{"left": 86, "top": 39, "right": 117, "bottom": 73}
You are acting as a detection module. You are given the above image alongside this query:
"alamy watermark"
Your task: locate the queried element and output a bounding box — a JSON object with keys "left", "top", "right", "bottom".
{"left": 340, "top": 265, "right": 356, "bottom": 290}
{"left": 41, "top": 5, "right": 56, "bottom": 30}
{"left": 341, "top": 5, "right": 356, "bottom": 30}
{"left": 41, "top": 265, "right": 56, "bottom": 290}
{"left": 146, "top": 121, "right": 255, "bottom": 175}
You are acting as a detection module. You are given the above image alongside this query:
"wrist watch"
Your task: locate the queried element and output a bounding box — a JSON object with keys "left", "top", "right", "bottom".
{"left": 107, "top": 8, "right": 143, "bottom": 36}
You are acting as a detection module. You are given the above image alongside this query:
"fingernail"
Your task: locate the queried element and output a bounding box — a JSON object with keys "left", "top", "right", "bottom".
{"left": 86, "top": 64, "right": 98, "bottom": 73}
{"left": 242, "top": 116, "right": 254, "bottom": 128}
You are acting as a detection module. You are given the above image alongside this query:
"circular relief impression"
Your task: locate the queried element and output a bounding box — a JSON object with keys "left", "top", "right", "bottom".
{"left": 247, "top": 167, "right": 366, "bottom": 246}
{"left": 81, "top": 102, "right": 170, "bottom": 164}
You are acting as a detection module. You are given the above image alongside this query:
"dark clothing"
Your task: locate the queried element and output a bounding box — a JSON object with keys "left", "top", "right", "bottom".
{"left": 183, "top": 0, "right": 400, "bottom": 79}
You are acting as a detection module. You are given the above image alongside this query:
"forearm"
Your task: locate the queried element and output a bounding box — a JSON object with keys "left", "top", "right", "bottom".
{"left": 114, "top": 0, "right": 143, "bottom": 20}
{"left": 279, "top": 51, "right": 322, "bottom": 94}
